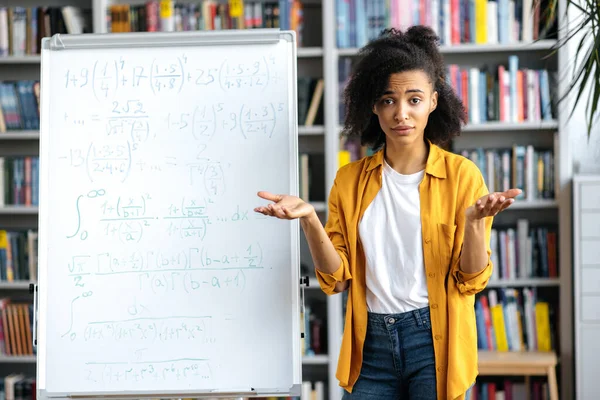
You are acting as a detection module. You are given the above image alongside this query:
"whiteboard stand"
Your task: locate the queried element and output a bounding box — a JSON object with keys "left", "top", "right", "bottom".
{"left": 36, "top": 29, "right": 303, "bottom": 400}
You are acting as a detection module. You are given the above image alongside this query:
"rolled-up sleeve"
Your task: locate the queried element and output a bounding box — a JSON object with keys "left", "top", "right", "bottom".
{"left": 315, "top": 177, "right": 352, "bottom": 295}
{"left": 452, "top": 170, "right": 494, "bottom": 295}
{"left": 453, "top": 246, "right": 493, "bottom": 295}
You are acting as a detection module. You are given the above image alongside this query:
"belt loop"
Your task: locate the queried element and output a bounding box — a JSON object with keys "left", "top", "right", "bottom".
{"left": 413, "top": 309, "right": 423, "bottom": 327}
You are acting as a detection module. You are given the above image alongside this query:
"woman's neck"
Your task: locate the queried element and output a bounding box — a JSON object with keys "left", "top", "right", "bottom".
{"left": 384, "top": 139, "right": 429, "bottom": 175}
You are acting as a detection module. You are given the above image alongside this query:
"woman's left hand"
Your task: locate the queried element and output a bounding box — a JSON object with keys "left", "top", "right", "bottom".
{"left": 466, "top": 188, "right": 522, "bottom": 220}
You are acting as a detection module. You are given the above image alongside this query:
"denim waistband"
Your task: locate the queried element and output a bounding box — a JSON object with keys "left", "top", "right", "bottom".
{"left": 367, "top": 306, "right": 431, "bottom": 329}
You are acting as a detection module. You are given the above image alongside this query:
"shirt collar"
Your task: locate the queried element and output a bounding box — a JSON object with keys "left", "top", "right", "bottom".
{"left": 365, "top": 139, "right": 447, "bottom": 179}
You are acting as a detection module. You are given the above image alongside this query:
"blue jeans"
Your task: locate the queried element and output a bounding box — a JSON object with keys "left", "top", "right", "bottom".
{"left": 342, "top": 306, "right": 437, "bottom": 399}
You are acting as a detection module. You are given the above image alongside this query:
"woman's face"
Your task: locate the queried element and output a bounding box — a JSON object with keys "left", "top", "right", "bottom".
{"left": 372, "top": 70, "right": 438, "bottom": 147}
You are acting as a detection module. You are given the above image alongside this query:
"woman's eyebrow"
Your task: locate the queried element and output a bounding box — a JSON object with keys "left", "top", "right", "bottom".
{"left": 383, "top": 88, "right": 424, "bottom": 95}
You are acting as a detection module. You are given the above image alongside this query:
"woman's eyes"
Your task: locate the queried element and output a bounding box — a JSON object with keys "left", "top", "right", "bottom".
{"left": 381, "top": 97, "right": 422, "bottom": 105}
{"left": 382, "top": 98, "right": 421, "bottom": 104}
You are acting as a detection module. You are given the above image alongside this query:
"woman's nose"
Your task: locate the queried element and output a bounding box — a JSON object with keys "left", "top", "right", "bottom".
{"left": 395, "top": 104, "right": 408, "bottom": 121}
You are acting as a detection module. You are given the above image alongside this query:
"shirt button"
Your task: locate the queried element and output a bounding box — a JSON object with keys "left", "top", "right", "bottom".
{"left": 431, "top": 304, "right": 438, "bottom": 309}
{"left": 435, "top": 334, "right": 442, "bottom": 340}
{"left": 425, "top": 238, "right": 431, "bottom": 244}
{"left": 428, "top": 272, "right": 435, "bottom": 278}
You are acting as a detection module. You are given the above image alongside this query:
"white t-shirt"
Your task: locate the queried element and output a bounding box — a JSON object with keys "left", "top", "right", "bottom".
{"left": 358, "top": 159, "right": 429, "bottom": 314}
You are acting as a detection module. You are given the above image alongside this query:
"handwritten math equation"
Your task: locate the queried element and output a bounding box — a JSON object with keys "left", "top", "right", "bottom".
{"left": 66, "top": 245, "right": 262, "bottom": 276}
{"left": 66, "top": 189, "right": 264, "bottom": 243}
{"left": 84, "top": 316, "right": 216, "bottom": 345}
{"left": 60, "top": 245, "right": 256, "bottom": 348}
{"left": 63, "top": 55, "right": 280, "bottom": 99}
{"left": 58, "top": 100, "right": 283, "bottom": 186}
{"left": 61, "top": 100, "right": 283, "bottom": 141}
{"left": 83, "top": 358, "right": 213, "bottom": 384}
{"left": 58, "top": 102, "right": 283, "bottom": 189}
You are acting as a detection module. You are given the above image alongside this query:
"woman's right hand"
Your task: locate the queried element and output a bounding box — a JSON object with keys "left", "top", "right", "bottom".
{"left": 254, "top": 191, "right": 315, "bottom": 220}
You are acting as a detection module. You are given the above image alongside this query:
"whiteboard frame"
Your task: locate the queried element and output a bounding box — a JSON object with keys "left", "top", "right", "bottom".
{"left": 36, "top": 29, "right": 302, "bottom": 400}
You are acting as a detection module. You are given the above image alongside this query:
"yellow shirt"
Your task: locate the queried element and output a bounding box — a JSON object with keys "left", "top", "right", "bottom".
{"left": 315, "top": 142, "right": 493, "bottom": 400}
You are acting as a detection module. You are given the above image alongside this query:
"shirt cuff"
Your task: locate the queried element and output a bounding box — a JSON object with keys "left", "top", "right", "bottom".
{"left": 454, "top": 260, "right": 492, "bottom": 295}
{"left": 315, "top": 253, "right": 352, "bottom": 295}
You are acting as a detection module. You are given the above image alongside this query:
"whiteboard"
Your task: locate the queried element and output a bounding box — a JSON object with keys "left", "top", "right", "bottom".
{"left": 36, "top": 30, "right": 301, "bottom": 399}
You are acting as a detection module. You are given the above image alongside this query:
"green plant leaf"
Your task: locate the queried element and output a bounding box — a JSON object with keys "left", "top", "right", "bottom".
{"left": 552, "top": 0, "right": 600, "bottom": 139}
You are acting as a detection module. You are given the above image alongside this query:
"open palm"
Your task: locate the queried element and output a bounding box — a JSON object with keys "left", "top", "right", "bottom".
{"left": 254, "top": 191, "right": 315, "bottom": 220}
{"left": 466, "top": 188, "right": 522, "bottom": 220}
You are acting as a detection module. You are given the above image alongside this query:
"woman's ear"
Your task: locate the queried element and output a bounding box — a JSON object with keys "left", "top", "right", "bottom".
{"left": 430, "top": 91, "right": 438, "bottom": 112}
{"left": 372, "top": 103, "right": 379, "bottom": 115}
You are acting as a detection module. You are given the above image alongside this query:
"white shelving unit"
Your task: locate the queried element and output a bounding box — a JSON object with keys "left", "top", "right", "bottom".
{"left": 1, "top": 0, "right": 576, "bottom": 398}
{"left": 0, "top": 207, "right": 40, "bottom": 215}
{"left": 0, "top": 56, "right": 42, "bottom": 64}
{"left": 0, "top": 132, "right": 40, "bottom": 140}
{"left": 0, "top": 356, "right": 36, "bottom": 364}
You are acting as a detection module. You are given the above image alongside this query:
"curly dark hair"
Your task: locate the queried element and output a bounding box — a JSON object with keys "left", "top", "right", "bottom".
{"left": 342, "top": 25, "right": 467, "bottom": 150}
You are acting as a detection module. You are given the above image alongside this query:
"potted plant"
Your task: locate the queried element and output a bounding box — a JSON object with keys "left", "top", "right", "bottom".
{"left": 549, "top": 0, "right": 600, "bottom": 138}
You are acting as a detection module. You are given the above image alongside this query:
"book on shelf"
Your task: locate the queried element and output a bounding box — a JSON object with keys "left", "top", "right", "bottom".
{"left": 299, "top": 153, "right": 325, "bottom": 204}
{"left": 0, "top": 229, "right": 37, "bottom": 283}
{"left": 298, "top": 77, "right": 324, "bottom": 127}
{"left": 459, "top": 145, "right": 555, "bottom": 201}
{"left": 335, "top": 0, "right": 557, "bottom": 48}
{"left": 470, "top": 378, "right": 550, "bottom": 400}
{"left": 476, "top": 287, "right": 554, "bottom": 353}
{"left": 0, "top": 6, "right": 89, "bottom": 57}
{"left": 0, "top": 81, "right": 40, "bottom": 133}
{"left": 337, "top": 136, "right": 376, "bottom": 168}
{"left": 106, "top": 0, "right": 305, "bottom": 46}
{"left": 490, "top": 220, "right": 557, "bottom": 281}
{"left": 0, "top": 157, "right": 40, "bottom": 208}
{"left": 301, "top": 303, "right": 326, "bottom": 357}
{"left": 1, "top": 375, "right": 36, "bottom": 400}
{"left": 0, "top": 298, "right": 35, "bottom": 357}
{"left": 446, "top": 55, "right": 556, "bottom": 125}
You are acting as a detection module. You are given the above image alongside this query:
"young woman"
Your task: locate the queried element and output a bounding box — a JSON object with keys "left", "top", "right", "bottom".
{"left": 255, "top": 25, "right": 520, "bottom": 400}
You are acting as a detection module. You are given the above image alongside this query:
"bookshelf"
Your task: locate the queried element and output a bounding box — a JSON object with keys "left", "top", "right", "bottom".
{"left": 0, "top": 0, "right": 577, "bottom": 399}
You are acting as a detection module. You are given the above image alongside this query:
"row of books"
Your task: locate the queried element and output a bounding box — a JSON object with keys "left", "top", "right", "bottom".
{"left": 490, "top": 222, "right": 557, "bottom": 280}
{"left": 0, "top": 299, "right": 34, "bottom": 357}
{"left": 336, "top": 0, "right": 557, "bottom": 48}
{"left": 470, "top": 379, "right": 551, "bottom": 400}
{"left": 106, "top": 1, "right": 305, "bottom": 46}
{"left": 299, "top": 153, "right": 326, "bottom": 204}
{"left": 0, "top": 230, "right": 38, "bottom": 283}
{"left": 0, "top": 81, "right": 39, "bottom": 132}
{"left": 0, "top": 6, "right": 87, "bottom": 57}
{"left": 298, "top": 78, "right": 324, "bottom": 127}
{"left": 475, "top": 287, "right": 554, "bottom": 352}
{"left": 0, "top": 157, "right": 40, "bottom": 207}
{"left": 447, "top": 57, "right": 555, "bottom": 124}
{"left": 460, "top": 146, "right": 555, "bottom": 200}
{"left": 302, "top": 304, "right": 326, "bottom": 356}
{"left": 338, "top": 136, "right": 373, "bottom": 166}
{"left": 0, "top": 374, "right": 35, "bottom": 400}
